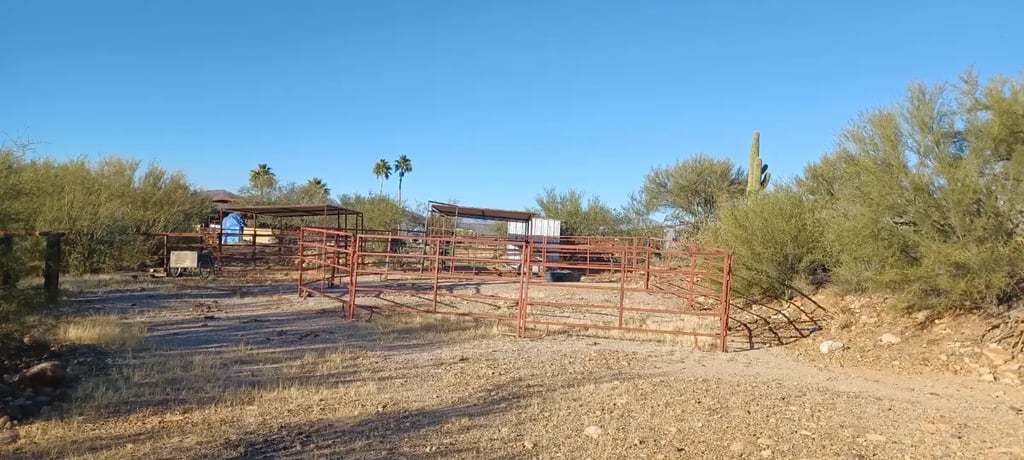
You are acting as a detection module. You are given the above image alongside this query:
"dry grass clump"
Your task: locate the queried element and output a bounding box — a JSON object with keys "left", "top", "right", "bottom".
{"left": 56, "top": 315, "right": 146, "bottom": 350}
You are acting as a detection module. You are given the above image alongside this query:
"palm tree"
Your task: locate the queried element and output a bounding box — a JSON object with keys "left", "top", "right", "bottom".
{"left": 306, "top": 177, "right": 330, "bottom": 201}
{"left": 372, "top": 158, "right": 392, "bottom": 196}
{"left": 394, "top": 154, "right": 413, "bottom": 204}
{"left": 248, "top": 163, "right": 277, "bottom": 201}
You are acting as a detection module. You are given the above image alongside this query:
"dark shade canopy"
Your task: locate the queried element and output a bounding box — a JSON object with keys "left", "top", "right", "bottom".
{"left": 221, "top": 204, "right": 362, "bottom": 218}
{"left": 429, "top": 202, "right": 534, "bottom": 222}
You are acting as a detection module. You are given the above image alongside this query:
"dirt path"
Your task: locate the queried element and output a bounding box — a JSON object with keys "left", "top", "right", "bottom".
{"left": 4, "top": 283, "right": 1024, "bottom": 459}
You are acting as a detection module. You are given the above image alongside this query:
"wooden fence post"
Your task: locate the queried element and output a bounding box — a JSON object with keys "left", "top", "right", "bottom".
{"left": 0, "top": 235, "right": 15, "bottom": 289}
{"left": 44, "top": 235, "right": 62, "bottom": 304}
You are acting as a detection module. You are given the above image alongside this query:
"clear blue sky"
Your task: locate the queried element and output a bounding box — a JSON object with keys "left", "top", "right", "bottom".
{"left": 2, "top": 0, "right": 1021, "bottom": 212}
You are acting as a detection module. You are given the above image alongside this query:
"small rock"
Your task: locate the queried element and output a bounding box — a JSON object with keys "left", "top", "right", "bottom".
{"left": 819, "top": 340, "right": 845, "bottom": 354}
{"left": 756, "top": 437, "right": 775, "bottom": 446}
{"left": 982, "top": 345, "right": 1013, "bottom": 367}
{"left": 760, "top": 449, "right": 773, "bottom": 458}
{"left": 0, "top": 416, "right": 9, "bottom": 430}
{"left": 729, "top": 441, "right": 752, "bottom": 452}
{"left": 523, "top": 441, "right": 535, "bottom": 449}
{"left": 878, "top": 333, "right": 902, "bottom": 345}
{"left": 981, "top": 373, "right": 996, "bottom": 382}
{"left": 914, "top": 310, "right": 934, "bottom": 325}
{"left": 12, "top": 362, "right": 66, "bottom": 390}
{"left": 0, "top": 429, "right": 16, "bottom": 445}
{"left": 22, "top": 334, "right": 45, "bottom": 348}
{"left": 919, "top": 422, "right": 946, "bottom": 433}
{"left": 864, "top": 433, "right": 887, "bottom": 442}
{"left": 1000, "top": 363, "right": 1021, "bottom": 372}
{"left": 583, "top": 425, "right": 603, "bottom": 439}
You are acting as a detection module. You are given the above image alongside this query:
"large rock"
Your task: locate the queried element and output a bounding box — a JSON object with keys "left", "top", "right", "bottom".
{"left": 0, "top": 384, "right": 12, "bottom": 399}
{"left": 982, "top": 345, "right": 1013, "bottom": 367}
{"left": 12, "top": 362, "right": 65, "bottom": 390}
{"left": 819, "top": 340, "right": 845, "bottom": 354}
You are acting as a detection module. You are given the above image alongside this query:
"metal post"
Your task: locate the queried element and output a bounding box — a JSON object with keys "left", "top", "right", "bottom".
{"left": 329, "top": 232, "right": 338, "bottom": 288}
{"left": 517, "top": 240, "right": 533, "bottom": 337}
{"left": 431, "top": 237, "right": 441, "bottom": 313}
{"left": 687, "top": 251, "right": 699, "bottom": 309}
{"left": 297, "top": 227, "right": 306, "bottom": 296}
{"left": 719, "top": 253, "right": 734, "bottom": 352}
{"left": 644, "top": 238, "right": 652, "bottom": 290}
{"left": 617, "top": 244, "right": 627, "bottom": 328}
{"left": 347, "top": 233, "right": 360, "bottom": 319}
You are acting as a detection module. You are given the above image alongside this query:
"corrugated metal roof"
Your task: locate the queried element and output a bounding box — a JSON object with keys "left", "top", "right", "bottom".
{"left": 429, "top": 202, "right": 534, "bottom": 222}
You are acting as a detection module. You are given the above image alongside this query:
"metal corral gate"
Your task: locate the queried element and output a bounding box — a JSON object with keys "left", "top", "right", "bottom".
{"left": 297, "top": 227, "right": 734, "bottom": 351}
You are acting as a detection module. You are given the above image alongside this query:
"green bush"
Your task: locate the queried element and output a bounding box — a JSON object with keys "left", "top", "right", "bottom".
{"left": 796, "top": 73, "right": 1024, "bottom": 310}
{"left": 704, "top": 187, "right": 828, "bottom": 299}
{"left": 0, "top": 147, "right": 212, "bottom": 274}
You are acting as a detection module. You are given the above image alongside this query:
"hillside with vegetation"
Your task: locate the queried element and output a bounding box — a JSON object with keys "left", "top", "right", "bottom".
{"left": 1, "top": 68, "right": 1023, "bottom": 459}
{"left": 1, "top": 69, "right": 1022, "bottom": 331}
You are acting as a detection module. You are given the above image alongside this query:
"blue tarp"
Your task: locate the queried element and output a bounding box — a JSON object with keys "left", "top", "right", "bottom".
{"left": 221, "top": 212, "right": 245, "bottom": 244}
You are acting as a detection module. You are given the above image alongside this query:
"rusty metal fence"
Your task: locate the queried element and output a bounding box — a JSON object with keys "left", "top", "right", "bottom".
{"left": 297, "top": 227, "right": 734, "bottom": 351}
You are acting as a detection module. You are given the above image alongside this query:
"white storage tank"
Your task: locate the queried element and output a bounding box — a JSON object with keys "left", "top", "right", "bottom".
{"left": 507, "top": 217, "right": 562, "bottom": 272}
{"left": 508, "top": 217, "right": 561, "bottom": 243}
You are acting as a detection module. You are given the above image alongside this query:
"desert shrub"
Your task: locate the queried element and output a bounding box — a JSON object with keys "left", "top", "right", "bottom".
{"left": 642, "top": 154, "right": 746, "bottom": 238}
{"left": 704, "top": 186, "right": 828, "bottom": 298}
{"left": 797, "top": 72, "right": 1024, "bottom": 310}
{"left": 0, "top": 145, "right": 212, "bottom": 274}
{"left": 19, "top": 157, "right": 212, "bottom": 273}
{"left": 338, "top": 193, "right": 408, "bottom": 232}
{"left": 532, "top": 187, "right": 625, "bottom": 236}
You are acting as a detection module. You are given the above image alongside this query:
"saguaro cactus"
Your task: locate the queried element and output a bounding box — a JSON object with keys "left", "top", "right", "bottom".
{"left": 747, "top": 131, "right": 770, "bottom": 194}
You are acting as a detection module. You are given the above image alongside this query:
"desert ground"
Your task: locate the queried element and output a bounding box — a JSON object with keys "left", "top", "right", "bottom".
{"left": 2, "top": 278, "right": 1023, "bottom": 459}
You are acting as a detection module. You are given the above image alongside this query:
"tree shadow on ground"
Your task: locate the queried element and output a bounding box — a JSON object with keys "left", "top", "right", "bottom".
{"left": 211, "top": 380, "right": 536, "bottom": 460}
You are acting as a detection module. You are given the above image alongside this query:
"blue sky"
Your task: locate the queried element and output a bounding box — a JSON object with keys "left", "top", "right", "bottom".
{"left": 2, "top": 0, "right": 1021, "bottom": 212}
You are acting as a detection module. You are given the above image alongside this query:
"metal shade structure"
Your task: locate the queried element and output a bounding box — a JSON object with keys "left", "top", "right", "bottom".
{"left": 427, "top": 201, "right": 534, "bottom": 237}
{"left": 221, "top": 204, "right": 363, "bottom": 219}
{"left": 219, "top": 204, "right": 364, "bottom": 231}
